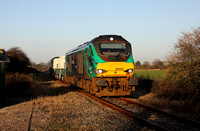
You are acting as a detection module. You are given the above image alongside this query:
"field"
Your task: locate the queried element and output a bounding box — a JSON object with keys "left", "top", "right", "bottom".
{"left": 134, "top": 69, "right": 166, "bottom": 80}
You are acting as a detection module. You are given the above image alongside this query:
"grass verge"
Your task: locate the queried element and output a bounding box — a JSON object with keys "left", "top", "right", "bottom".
{"left": 134, "top": 69, "right": 166, "bottom": 80}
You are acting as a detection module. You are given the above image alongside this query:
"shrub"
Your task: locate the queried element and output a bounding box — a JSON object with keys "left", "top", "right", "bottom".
{"left": 6, "top": 47, "right": 30, "bottom": 72}
{"left": 4, "top": 72, "right": 65, "bottom": 98}
{"left": 4, "top": 73, "right": 47, "bottom": 97}
{"left": 5, "top": 73, "right": 34, "bottom": 97}
{"left": 150, "top": 26, "right": 200, "bottom": 113}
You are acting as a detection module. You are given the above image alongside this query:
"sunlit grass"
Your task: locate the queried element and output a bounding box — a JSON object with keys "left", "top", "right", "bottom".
{"left": 134, "top": 70, "right": 166, "bottom": 80}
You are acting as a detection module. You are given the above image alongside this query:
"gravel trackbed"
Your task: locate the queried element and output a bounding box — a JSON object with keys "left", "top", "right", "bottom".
{"left": 0, "top": 81, "right": 145, "bottom": 131}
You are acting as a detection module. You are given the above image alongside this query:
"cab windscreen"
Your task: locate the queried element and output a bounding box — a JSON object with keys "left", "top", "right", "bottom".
{"left": 99, "top": 42, "right": 127, "bottom": 56}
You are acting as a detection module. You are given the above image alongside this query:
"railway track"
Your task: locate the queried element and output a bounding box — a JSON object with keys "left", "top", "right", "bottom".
{"left": 80, "top": 90, "right": 168, "bottom": 130}
{"left": 59, "top": 81, "right": 200, "bottom": 130}
{"left": 104, "top": 97, "right": 200, "bottom": 130}
{"left": 118, "top": 97, "right": 200, "bottom": 127}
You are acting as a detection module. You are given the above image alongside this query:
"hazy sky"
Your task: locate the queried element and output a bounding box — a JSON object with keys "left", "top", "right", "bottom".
{"left": 1, "top": 0, "right": 200, "bottom": 64}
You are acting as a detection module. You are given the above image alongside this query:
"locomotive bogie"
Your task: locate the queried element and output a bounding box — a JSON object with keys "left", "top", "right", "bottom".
{"left": 92, "top": 77, "right": 137, "bottom": 97}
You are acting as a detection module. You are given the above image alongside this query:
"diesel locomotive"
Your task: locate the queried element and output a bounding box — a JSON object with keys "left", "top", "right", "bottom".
{"left": 50, "top": 35, "right": 138, "bottom": 97}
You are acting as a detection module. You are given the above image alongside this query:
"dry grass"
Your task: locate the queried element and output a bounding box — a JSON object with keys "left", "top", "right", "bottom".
{"left": 0, "top": 101, "right": 34, "bottom": 130}
{"left": 4, "top": 72, "right": 69, "bottom": 98}
{"left": 5, "top": 73, "right": 37, "bottom": 97}
{"left": 32, "top": 92, "right": 140, "bottom": 130}
{"left": 138, "top": 79, "right": 200, "bottom": 114}
{"left": 2, "top": 72, "right": 145, "bottom": 130}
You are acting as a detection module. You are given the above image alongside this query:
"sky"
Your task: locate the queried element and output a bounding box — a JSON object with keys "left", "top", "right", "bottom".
{"left": 0, "top": 0, "right": 200, "bottom": 64}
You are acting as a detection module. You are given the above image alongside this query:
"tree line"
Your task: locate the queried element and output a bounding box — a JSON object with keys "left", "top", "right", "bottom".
{"left": 135, "top": 59, "right": 167, "bottom": 69}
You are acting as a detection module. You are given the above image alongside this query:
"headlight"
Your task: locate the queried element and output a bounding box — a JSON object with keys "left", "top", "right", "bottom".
{"left": 96, "top": 69, "right": 107, "bottom": 74}
{"left": 98, "top": 69, "right": 103, "bottom": 74}
{"left": 128, "top": 69, "right": 133, "bottom": 73}
{"left": 125, "top": 69, "right": 133, "bottom": 73}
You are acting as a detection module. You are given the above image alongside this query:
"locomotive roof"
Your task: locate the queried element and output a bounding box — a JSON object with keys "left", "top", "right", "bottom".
{"left": 66, "top": 41, "right": 89, "bottom": 55}
{"left": 66, "top": 35, "right": 129, "bottom": 56}
{"left": 89, "top": 35, "right": 129, "bottom": 43}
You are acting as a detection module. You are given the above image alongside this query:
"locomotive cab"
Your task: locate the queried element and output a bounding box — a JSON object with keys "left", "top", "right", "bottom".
{"left": 90, "top": 35, "right": 135, "bottom": 78}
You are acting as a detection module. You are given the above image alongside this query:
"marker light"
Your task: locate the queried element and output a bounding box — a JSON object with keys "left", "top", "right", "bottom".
{"left": 110, "top": 37, "right": 114, "bottom": 41}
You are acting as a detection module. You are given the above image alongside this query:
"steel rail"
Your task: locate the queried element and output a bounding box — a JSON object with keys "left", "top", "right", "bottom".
{"left": 119, "top": 97, "right": 200, "bottom": 127}
{"left": 79, "top": 91, "right": 168, "bottom": 131}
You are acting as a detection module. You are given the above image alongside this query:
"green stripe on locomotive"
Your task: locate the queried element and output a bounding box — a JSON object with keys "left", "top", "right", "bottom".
{"left": 87, "top": 43, "right": 105, "bottom": 79}
{"left": 126, "top": 51, "right": 134, "bottom": 63}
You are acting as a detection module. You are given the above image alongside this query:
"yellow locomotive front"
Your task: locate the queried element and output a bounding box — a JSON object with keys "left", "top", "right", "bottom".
{"left": 89, "top": 35, "right": 138, "bottom": 96}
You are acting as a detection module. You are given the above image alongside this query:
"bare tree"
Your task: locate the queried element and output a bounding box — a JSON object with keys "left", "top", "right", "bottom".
{"left": 164, "top": 26, "right": 200, "bottom": 90}
{"left": 171, "top": 26, "right": 200, "bottom": 64}
{"left": 152, "top": 59, "right": 164, "bottom": 69}
{"left": 6, "top": 47, "right": 30, "bottom": 72}
{"left": 135, "top": 60, "right": 141, "bottom": 69}
{"left": 135, "top": 61, "right": 141, "bottom": 66}
{"left": 142, "top": 61, "right": 150, "bottom": 69}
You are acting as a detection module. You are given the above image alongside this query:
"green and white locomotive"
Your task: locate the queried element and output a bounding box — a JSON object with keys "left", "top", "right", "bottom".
{"left": 51, "top": 35, "right": 138, "bottom": 97}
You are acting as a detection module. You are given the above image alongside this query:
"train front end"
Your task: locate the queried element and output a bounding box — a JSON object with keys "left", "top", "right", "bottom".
{"left": 90, "top": 35, "right": 138, "bottom": 96}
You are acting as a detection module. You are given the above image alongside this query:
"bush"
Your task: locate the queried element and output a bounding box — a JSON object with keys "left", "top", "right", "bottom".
{"left": 4, "top": 73, "right": 48, "bottom": 97}
{"left": 5, "top": 73, "right": 34, "bottom": 97}
{"left": 150, "top": 26, "right": 200, "bottom": 113}
{"left": 4, "top": 72, "right": 65, "bottom": 98}
{"left": 6, "top": 47, "right": 30, "bottom": 72}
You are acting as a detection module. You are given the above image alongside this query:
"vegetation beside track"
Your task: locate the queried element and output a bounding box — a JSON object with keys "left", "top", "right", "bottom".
{"left": 137, "top": 26, "right": 200, "bottom": 114}
{"left": 1, "top": 74, "right": 144, "bottom": 130}
{"left": 4, "top": 72, "right": 66, "bottom": 98}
